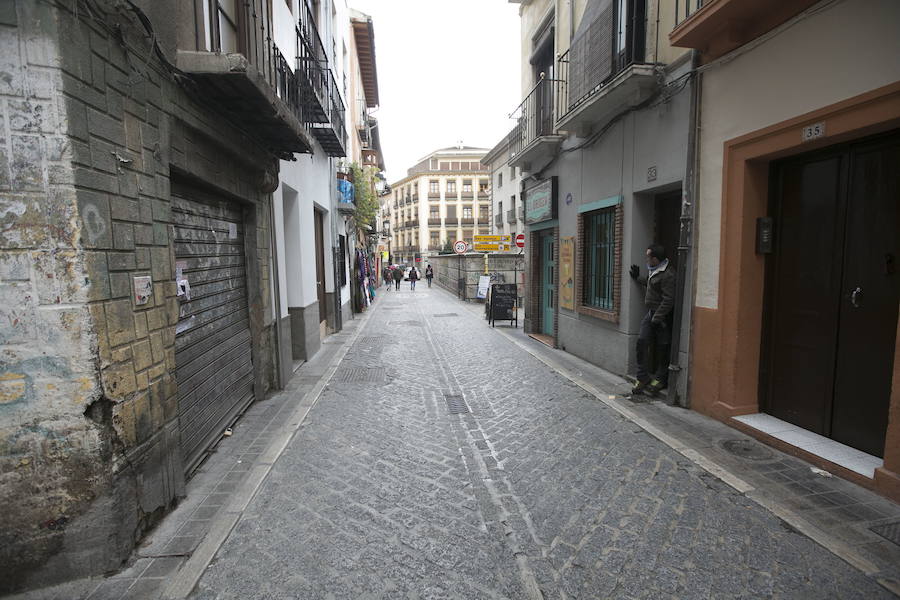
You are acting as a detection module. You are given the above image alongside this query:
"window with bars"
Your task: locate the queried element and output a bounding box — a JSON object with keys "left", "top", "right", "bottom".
{"left": 583, "top": 207, "right": 616, "bottom": 310}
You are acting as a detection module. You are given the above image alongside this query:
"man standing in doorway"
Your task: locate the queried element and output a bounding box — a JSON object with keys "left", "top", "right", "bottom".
{"left": 629, "top": 244, "right": 676, "bottom": 396}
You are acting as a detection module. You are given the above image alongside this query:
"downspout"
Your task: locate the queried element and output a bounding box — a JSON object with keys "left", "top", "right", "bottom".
{"left": 667, "top": 49, "right": 700, "bottom": 409}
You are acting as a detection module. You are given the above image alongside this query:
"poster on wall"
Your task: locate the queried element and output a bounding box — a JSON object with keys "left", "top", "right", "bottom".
{"left": 560, "top": 236, "right": 575, "bottom": 310}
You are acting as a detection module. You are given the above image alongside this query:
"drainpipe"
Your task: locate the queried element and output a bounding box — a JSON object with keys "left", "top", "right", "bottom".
{"left": 667, "top": 49, "right": 700, "bottom": 409}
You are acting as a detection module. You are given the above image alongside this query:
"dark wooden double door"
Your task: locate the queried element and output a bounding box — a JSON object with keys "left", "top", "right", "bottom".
{"left": 764, "top": 133, "right": 899, "bottom": 457}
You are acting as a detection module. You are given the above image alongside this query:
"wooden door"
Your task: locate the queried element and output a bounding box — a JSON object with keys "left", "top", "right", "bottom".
{"left": 542, "top": 233, "right": 556, "bottom": 337}
{"left": 830, "top": 137, "right": 900, "bottom": 456}
{"left": 764, "top": 133, "right": 899, "bottom": 457}
{"left": 314, "top": 210, "right": 327, "bottom": 327}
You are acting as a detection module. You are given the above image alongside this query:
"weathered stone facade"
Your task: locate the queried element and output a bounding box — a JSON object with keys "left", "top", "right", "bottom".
{"left": 0, "top": 1, "right": 278, "bottom": 592}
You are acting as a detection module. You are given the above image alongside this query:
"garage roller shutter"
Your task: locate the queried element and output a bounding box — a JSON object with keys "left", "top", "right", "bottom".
{"left": 172, "top": 183, "right": 254, "bottom": 475}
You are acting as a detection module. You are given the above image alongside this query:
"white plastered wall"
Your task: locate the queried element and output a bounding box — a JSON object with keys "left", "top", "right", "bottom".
{"left": 695, "top": 0, "right": 900, "bottom": 309}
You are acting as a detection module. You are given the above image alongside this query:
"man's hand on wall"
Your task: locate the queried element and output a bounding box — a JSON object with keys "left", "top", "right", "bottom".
{"left": 629, "top": 264, "right": 640, "bottom": 280}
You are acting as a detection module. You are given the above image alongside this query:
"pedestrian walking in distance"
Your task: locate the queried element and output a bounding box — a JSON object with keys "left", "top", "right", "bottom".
{"left": 408, "top": 266, "right": 420, "bottom": 291}
{"left": 629, "top": 244, "right": 676, "bottom": 397}
{"left": 425, "top": 264, "right": 434, "bottom": 288}
{"left": 382, "top": 265, "right": 392, "bottom": 291}
{"left": 392, "top": 265, "right": 403, "bottom": 290}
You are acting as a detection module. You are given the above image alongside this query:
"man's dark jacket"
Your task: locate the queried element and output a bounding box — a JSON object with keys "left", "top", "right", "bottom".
{"left": 643, "top": 261, "right": 676, "bottom": 324}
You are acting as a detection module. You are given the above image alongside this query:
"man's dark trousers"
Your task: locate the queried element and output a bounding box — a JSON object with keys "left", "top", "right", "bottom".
{"left": 636, "top": 309, "right": 672, "bottom": 385}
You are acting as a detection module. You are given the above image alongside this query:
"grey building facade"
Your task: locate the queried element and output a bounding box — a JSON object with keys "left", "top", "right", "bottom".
{"left": 511, "top": 0, "right": 696, "bottom": 403}
{"left": 0, "top": 0, "right": 340, "bottom": 592}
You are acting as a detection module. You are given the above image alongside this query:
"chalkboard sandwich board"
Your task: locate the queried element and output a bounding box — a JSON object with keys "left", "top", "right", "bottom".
{"left": 489, "top": 284, "right": 517, "bottom": 327}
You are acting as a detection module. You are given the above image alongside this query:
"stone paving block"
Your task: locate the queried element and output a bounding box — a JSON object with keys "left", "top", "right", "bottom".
{"left": 188, "top": 288, "right": 897, "bottom": 600}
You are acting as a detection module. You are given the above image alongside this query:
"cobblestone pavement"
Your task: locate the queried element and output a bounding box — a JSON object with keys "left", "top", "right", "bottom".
{"left": 190, "top": 287, "right": 893, "bottom": 600}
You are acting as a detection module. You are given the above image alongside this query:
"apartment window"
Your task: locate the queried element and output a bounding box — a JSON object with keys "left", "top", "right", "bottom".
{"left": 462, "top": 180, "right": 472, "bottom": 193}
{"left": 463, "top": 207, "right": 472, "bottom": 219}
{"left": 447, "top": 180, "right": 457, "bottom": 193}
{"left": 429, "top": 180, "right": 439, "bottom": 194}
{"left": 583, "top": 207, "right": 617, "bottom": 310}
{"left": 430, "top": 207, "right": 439, "bottom": 219}
{"left": 497, "top": 172, "right": 503, "bottom": 188}
{"left": 479, "top": 180, "right": 488, "bottom": 193}
{"left": 430, "top": 232, "right": 439, "bottom": 246}
{"left": 510, "top": 166, "right": 516, "bottom": 180}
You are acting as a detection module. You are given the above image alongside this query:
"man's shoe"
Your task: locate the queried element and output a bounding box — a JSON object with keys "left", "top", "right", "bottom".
{"left": 631, "top": 380, "right": 649, "bottom": 395}
{"left": 646, "top": 379, "right": 665, "bottom": 396}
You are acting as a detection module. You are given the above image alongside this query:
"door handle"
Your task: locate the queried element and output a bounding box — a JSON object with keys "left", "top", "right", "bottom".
{"left": 850, "top": 286, "right": 863, "bottom": 308}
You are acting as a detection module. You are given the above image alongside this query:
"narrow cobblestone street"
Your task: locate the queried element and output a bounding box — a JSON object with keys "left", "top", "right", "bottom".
{"left": 182, "top": 286, "right": 891, "bottom": 600}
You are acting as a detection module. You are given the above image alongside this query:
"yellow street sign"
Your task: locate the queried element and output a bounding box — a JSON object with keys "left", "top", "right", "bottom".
{"left": 474, "top": 235, "right": 511, "bottom": 243}
{"left": 473, "top": 243, "right": 509, "bottom": 252}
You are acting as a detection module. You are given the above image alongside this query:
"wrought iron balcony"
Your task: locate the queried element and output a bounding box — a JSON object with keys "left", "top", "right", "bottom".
{"left": 670, "top": 0, "right": 819, "bottom": 60}
{"left": 507, "top": 209, "right": 517, "bottom": 223}
{"left": 509, "top": 74, "right": 565, "bottom": 170}
{"left": 494, "top": 214, "right": 503, "bottom": 227}
{"left": 178, "top": 0, "right": 345, "bottom": 158}
{"left": 460, "top": 218, "right": 474, "bottom": 225}
{"left": 555, "top": 1, "right": 655, "bottom": 135}
{"left": 428, "top": 218, "right": 442, "bottom": 226}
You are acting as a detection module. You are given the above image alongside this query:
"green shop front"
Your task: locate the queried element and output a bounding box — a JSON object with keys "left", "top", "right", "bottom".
{"left": 524, "top": 177, "right": 558, "bottom": 344}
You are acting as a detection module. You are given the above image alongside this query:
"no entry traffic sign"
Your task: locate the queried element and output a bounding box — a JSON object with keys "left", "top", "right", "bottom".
{"left": 515, "top": 233, "right": 525, "bottom": 248}
{"left": 453, "top": 240, "right": 467, "bottom": 254}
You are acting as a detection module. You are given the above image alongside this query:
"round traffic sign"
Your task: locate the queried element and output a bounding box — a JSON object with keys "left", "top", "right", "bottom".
{"left": 515, "top": 233, "right": 526, "bottom": 248}
{"left": 453, "top": 240, "right": 467, "bottom": 254}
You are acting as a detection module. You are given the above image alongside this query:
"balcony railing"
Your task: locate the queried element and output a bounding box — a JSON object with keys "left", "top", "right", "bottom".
{"left": 296, "top": 2, "right": 346, "bottom": 156}
{"left": 507, "top": 209, "right": 517, "bottom": 223}
{"left": 675, "top": 0, "right": 706, "bottom": 26}
{"left": 460, "top": 218, "right": 474, "bottom": 225}
{"left": 181, "top": 0, "right": 345, "bottom": 158}
{"left": 556, "top": 1, "right": 648, "bottom": 124}
{"left": 510, "top": 75, "right": 565, "bottom": 161}
{"left": 428, "top": 218, "right": 442, "bottom": 225}
{"left": 494, "top": 214, "right": 503, "bottom": 227}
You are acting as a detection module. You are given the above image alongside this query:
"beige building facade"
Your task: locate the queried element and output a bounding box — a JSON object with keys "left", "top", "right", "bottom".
{"left": 389, "top": 147, "right": 490, "bottom": 265}
{"left": 671, "top": 0, "right": 900, "bottom": 502}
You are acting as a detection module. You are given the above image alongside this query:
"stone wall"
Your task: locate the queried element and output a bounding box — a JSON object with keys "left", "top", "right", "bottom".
{"left": 0, "top": 1, "right": 278, "bottom": 592}
{"left": 429, "top": 253, "right": 526, "bottom": 302}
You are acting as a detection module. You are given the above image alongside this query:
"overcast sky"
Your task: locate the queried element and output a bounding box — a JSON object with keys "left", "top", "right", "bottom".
{"left": 348, "top": 0, "right": 522, "bottom": 183}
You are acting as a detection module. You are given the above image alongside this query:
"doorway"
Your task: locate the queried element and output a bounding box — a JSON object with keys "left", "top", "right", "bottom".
{"left": 314, "top": 209, "right": 327, "bottom": 340}
{"left": 541, "top": 232, "right": 556, "bottom": 337}
{"left": 762, "top": 132, "right": 899, "bottom": 457}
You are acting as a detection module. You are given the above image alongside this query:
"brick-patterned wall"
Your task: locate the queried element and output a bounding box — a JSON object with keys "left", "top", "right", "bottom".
{"left": 0, "top": 1, "right": 278, "bottom": 591}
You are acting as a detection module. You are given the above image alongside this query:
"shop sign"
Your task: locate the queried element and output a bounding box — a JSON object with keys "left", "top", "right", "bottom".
{"left": 524, "top": 177, "right": 557, "bottom": 225}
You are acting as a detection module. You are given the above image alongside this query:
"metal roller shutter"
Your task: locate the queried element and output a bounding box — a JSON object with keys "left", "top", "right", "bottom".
{"left": 172, "top": 183, "right": 254, "bottom": 475}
